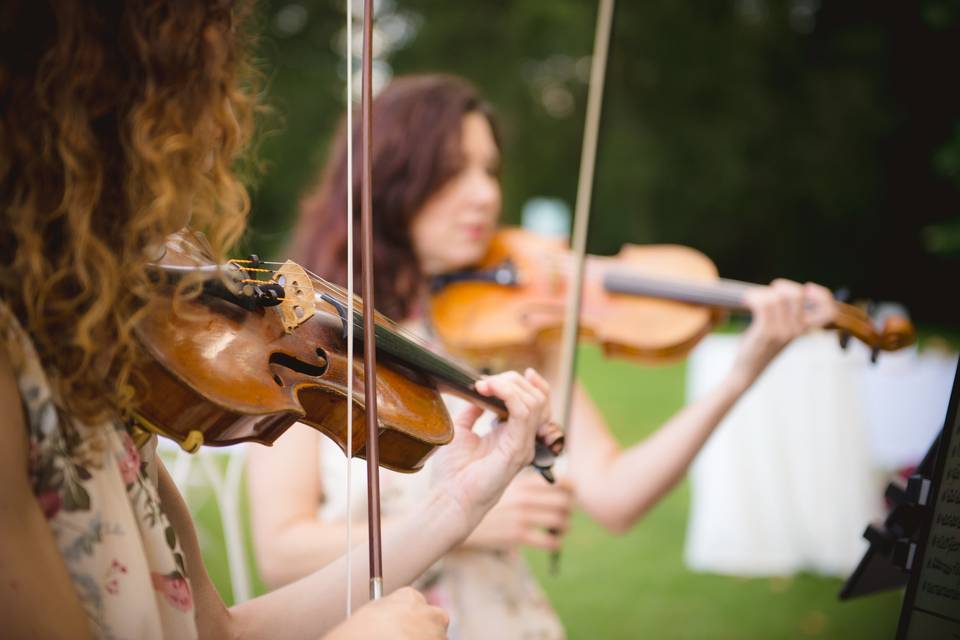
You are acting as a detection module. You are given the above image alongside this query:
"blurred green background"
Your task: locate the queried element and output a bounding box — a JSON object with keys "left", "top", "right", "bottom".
{"left": 245, "top": 0, "right": 960, "bottom": 324}
{"left": 189, "top": 1, "right": 960, "bottom": 637}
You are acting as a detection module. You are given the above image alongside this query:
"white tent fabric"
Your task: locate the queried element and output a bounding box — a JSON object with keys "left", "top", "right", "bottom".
{"left": 860, "top": 344, "right": 957, "bottom": 469}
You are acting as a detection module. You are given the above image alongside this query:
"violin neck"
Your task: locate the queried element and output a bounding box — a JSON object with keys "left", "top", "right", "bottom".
{"left": 342, "top": 307, "right": 509, "bottom": 417}
{"left": 602, "top": 271, "right": 755, "bottom": 312}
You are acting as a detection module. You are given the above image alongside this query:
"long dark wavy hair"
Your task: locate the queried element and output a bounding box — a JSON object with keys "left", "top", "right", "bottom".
{"left": 0, "top": 0, "right": 259, "bottom": 423}
{"left": 290, "top": 74, "right": 500, "bottom": 320}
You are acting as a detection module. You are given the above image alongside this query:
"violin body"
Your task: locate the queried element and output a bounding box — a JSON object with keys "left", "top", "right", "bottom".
{"left": 431, "top": 228, "right": 724, "bottom": 371}
{"left": 133, "top": 235, "right": 452, "bottom": 473}
{"left": 430, "top": 227, "right": 916, "bottom": 373}
{"left": 136, "top": 291, "right": 453, "bottom": 472}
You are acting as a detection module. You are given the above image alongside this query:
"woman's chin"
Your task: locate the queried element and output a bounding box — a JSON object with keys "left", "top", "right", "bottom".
{"left": 459, "top": 245, "right": 490, "bottom": 269}
{"left": 426, "top": 238, "right": 492, "bottom": 274}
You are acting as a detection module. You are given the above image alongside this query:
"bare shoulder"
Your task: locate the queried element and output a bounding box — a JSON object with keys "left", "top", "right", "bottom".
{"left": 0, "top": 344, "right": 28, "bottom": 474}
{"left": 0, "top": 330, "right": 94, "bottom": 638}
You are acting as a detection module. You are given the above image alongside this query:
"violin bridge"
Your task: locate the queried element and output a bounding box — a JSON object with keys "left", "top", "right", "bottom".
{"left": 274, "top": 261, "right": 317, "bottom": 332}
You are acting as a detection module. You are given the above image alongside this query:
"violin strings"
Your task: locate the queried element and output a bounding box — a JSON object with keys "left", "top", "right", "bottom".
{"left": 292, "top": 262, "right": 477, "bottom": 364}
{"left": 287, "top": 259, "right": 496, "bottom": 407}
{"left": 299, "top": 267, "right": 488, "bottom": 389}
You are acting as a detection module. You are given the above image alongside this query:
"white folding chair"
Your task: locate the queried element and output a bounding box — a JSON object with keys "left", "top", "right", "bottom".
{"left": 159, "top": 439, "right": 253, "bottom": 603}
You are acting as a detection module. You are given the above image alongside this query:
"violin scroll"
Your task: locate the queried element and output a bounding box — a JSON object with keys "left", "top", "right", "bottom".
{"left": 830, "top": 302, "right": 917, "bottom": 362}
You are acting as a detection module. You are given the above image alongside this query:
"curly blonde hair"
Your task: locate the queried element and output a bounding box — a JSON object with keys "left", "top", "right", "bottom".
{"left": 0, "top": 0, "right": 259, "bottom": 423}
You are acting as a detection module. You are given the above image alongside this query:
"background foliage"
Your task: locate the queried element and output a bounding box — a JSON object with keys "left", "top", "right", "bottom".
{"left": 248, "top": 0, "right": 960, "bottom": 324}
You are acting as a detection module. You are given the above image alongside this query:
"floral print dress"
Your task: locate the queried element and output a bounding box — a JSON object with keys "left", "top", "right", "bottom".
{"left": 1, "top": 300, "right": 197, "bottom": 639}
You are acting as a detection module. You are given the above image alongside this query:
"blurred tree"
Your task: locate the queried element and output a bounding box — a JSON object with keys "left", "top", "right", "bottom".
{"left": 248, "top": 0, "right": 960, "bottom": 323}
{"left": 925, "top": 125, "right": 960, "bottom": 257}
{"left": 244, "top": 0, "right": 343, "bottom": 253}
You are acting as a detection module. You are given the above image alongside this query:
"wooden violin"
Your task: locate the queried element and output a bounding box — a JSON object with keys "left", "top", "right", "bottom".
{"left": 132, "top": 232, "right": 563, "bottom": 476}
{"left": 429, "top": 227, "right": 917, "bottom": 373}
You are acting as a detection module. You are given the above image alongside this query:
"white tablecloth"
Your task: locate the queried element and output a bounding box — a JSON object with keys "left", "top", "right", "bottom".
{"left": 683, "top": 332, "right": 956, "bottom": 577}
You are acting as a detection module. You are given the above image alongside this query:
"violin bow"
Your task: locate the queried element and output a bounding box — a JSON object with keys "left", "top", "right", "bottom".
{"left": 552, "top": 0, "right": 616, "bottom": 571}
{"left": 557, "top": 0, "right": 615, "bottom": 460}
{"left": 342, "top": 0, "right": 358, "bottom": 616}
{"left": 358, "top": 0, "right": 385, "bottom": 602}
{"left": 342, "top": 0, "right": 383, "bottom": 609}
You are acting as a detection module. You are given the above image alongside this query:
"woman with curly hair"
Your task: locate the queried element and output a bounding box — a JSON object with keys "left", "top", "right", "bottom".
{"left": 0, "top": 3, "right": 554, "bottom": 639}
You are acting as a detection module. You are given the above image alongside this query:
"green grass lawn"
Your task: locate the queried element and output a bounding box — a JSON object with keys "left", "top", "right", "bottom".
{"left": 170, "top": 344, "right": 903, "bottom": 638}
{"left": 525, "top": 347, "right": 901, "bottom": 639}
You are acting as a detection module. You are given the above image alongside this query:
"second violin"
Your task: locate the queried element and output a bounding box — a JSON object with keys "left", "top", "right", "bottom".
{"left": 429, "top": 227, "right": 916, "bottom": 372}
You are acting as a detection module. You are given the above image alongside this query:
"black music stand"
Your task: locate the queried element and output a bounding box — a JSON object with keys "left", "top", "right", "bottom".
{"left": 839, "top": 433, "right": 940, "bottom": 600}
{"left": 841, "top": 359, "right": 960, "bottom": 638}
{"left": 895, "top": 360, "right": 960, "bottom": 638}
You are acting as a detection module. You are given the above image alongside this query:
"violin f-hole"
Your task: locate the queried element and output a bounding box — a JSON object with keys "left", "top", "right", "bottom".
{"left": 268, "top": 351, "right": 329, "bottom": 384}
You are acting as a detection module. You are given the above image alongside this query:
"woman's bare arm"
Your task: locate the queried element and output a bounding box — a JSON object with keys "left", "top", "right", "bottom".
{"left": 247, "top": 421, "right": 571, "bottom": 575}
{"left": 0, "top": 351, "right": 92, "bottom": 639}
{"left": 568, "top": 375, "right": 750, "bottom": 533}
{"left": 161, "top": 369, "right": 551, "bottom": 640}
{"left": 158, "top": 456, "right": 464, "bottom": 639}
{"left": 568, "top": 280, "right": 838, "bottom": 533}
{"left": 246, "top": 423, "right": 398, "bottom": 588}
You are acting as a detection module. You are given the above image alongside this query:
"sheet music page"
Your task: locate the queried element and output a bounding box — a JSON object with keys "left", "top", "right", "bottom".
{"left": 905, "top": 402, "right": 960, "bottom": 639}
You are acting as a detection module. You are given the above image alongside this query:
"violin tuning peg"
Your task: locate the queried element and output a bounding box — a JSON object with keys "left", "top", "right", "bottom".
{"left": 838, "top": 331, "right": 851, "bottom": 350}
{"left": 532, "top": 440, "right": 558, "bottom": 484}
{"left": 495, "top": 264, "right": 516, "bottom": 286}
{"left": 866, "top": 300, "right": 877, "bottom": 318}
{"left": 247, "top": 253, "right": 261, "bottom": 268}
{"left": 870, "top": 347, "right": 880, "bottom": 364}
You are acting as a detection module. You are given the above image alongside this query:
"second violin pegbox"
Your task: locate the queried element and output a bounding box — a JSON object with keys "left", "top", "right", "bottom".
{"left": 274, "top": 261, "right": 317, "bottom": 332}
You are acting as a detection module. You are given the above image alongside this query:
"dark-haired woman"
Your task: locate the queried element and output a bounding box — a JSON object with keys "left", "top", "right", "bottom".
{"left": 248, "top": 73, "right": 838, "bottom": 639}
{"left": 0, "top": 5, "right": 555, "bottom": 639}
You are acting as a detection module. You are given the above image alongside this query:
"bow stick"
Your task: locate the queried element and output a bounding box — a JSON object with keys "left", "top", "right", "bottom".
{"left": 357, "top": 0, "right": 384, "bottom": 602}
{"left": 552, "top": 0, "right": 616, "bottom": 572}
{"left": 341, "top": 0, "right": 383, "bottom": 607}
